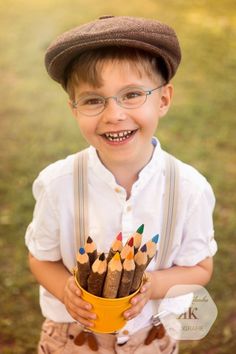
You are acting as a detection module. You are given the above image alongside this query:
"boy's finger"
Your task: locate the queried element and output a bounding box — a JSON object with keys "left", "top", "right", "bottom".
{"left": 74, "top": 305, "right": 96, "bottom": 320}
{"left": 69, "top": 309, "right": 95, "bottom": 328}
{"left": 67, "top": 291, "right": 92, "bottom": 311}
{"left": 124, "top": 303, "right": 140, "bottom": 319}
{"left": 67, "top": 301, "right": 96, "bottom": 320}
{"left": 77, "top": 317, "right": 95, "bottom": 328}
{"left": 124, "top": 293, "right": 148, "bottom": 319}
{"left": 130, "top": 292, "right": 145, "bottom": 305}
{"left": 68, "top": 277, "right": 82, "bottom": 294}
{"left": 75, "top": 297, "right": 92, "bottom": 311}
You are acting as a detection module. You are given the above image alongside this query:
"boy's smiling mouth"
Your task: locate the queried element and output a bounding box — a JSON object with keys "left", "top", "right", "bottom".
{"left": 102, "top": 129, "right": 138, "bottom": 142}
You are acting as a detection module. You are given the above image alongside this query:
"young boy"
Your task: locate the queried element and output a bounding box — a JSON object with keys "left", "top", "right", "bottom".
{"left": 25, "top": 16, "right": 217, "bottom": 353}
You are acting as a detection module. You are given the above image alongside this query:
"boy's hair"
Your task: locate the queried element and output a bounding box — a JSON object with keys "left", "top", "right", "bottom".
{"left": 65, "top": 46, "right": 168, "bottom": 100}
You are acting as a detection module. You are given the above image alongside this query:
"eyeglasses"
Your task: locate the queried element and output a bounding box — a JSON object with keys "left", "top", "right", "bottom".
{"left": 72, "top": 84, "right": 165, "bottom": 116}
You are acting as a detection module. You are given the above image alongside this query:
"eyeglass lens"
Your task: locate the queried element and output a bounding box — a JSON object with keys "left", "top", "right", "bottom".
{"left": 74, "top": 85, "right": 163, "bottom": 116}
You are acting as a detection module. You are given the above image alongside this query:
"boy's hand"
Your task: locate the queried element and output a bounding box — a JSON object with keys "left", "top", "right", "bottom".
{"left": 63, "top": 276, "right": 96, "bottom": 328}
{"left": 123, "top": 272, "right": 153, "bottom": 321}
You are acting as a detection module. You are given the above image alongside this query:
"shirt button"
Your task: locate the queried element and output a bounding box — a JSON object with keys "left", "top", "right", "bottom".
{"left": 126, "top": 206, "right": 132, "bottom": 212}
{"left": 115, "top": 187, "right": 121, "bottom": 193}
{"left": 122, "top": 330, "right": 129, "bottom": 335}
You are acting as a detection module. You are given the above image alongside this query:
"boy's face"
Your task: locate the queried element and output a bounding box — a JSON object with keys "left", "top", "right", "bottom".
{"left": 70, "top": 60, "right": 173, "bottom": 168}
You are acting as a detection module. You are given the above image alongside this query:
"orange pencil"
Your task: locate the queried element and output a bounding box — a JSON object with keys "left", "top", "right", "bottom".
{"left": 120, "top": 237, "right": 134, "bottom": 262}
{"left": 118, "top": 251, "right": 135, "bottom": 297}
{"left": 103, "top": 252, "right": 122, "bottom": 298}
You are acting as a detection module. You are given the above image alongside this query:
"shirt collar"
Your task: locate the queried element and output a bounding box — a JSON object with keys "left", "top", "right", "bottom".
{"left": 87, "top": 137, "right": 164, "bottom": 190}
{"left": 138, "top": 137, "right": 164, "bottom": 179}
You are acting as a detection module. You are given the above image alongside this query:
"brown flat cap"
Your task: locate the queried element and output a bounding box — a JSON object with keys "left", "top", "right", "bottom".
{"left": 45, "top": 15, "right": 181, "bottom": 86}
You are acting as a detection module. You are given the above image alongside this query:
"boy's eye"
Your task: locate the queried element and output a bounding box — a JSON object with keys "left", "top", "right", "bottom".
{"left": 121, "top": 90, "right": 145, "bottom": 101}
{"left": 79, "top": 96, "right": 104, "bottom": 106}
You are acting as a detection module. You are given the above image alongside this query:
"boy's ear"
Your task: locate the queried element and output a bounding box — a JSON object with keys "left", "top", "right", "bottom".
{"left": 159, "top": 83, "right": 174, "bottom": 117}
{"left": 68, "top": 100, "right": 78, "bottom": 118}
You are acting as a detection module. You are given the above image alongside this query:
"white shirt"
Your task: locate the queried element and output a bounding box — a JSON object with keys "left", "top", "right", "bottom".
{"left": 25, "top": 138, "right": 217, "bottom": 335}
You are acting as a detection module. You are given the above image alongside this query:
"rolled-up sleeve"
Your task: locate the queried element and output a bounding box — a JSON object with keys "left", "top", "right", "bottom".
{"left": 174, "top": 180, "right": 217, "bottom": 266}
{"left": 25, "top": 176, "right": 61, "bottom": 261}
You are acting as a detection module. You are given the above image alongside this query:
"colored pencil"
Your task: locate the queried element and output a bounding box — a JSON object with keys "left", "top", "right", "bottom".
{"left": 102, "top": 252, "right": 122, "bottom": 298}
{"left": 84, "top": 236, "right": 97, "bottom": 266}
{"left": 127, "top": 224, "right": 144, "bottom": 254}
{"left": 87, "top": 253, "right": 107, "bottom": 296}
{"left": 145, "top": 234, "right": 159, "bottom": 266}
{"left": 130, "top": 244, "right": 148, "bottom": 293}
{"left": 76, "top": 247, "right": 91, "bottom": 290}
{"left": 106, "top": 232, "right": 123, "bottom": 263}
{"left": 118, "top": 251, "right": 135, "bottom": 297}
{"left": 120, "top": 237, "right": 134, "bottom": 262}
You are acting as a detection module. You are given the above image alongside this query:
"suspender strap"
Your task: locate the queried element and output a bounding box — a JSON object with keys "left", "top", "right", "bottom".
{"left": 73, "top": 150, "right": 89, "bottom": 253}
{"left": 156, "top": 152, "right": 179, "bottom": 269}
{"left": 73, "top": 150, "right": 179, "bottom": 269}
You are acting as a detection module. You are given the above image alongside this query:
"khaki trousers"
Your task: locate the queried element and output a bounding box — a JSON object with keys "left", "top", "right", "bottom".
{"left": 38, "top": 319, "right": 178, "bottom": 354}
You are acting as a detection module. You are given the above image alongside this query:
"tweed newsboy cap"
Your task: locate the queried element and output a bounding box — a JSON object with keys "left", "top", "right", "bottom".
{"left": 45, "top": 15, "right": 181, "bottom": 86}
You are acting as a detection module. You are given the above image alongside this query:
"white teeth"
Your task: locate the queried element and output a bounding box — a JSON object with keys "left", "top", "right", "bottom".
{"left": 105, "top": 130, "right": 132, "bottom": 140}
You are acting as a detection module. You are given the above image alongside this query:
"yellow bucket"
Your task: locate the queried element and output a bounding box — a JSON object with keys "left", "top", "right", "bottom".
{"left": 74, "top": 273, "right": 141, "bottom": 333}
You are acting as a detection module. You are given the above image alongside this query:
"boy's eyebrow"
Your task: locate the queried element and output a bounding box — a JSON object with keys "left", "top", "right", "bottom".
{"left": 76, "top": 90, "right": 102, "bottom": 97}
{"left": 76, "top": 84, "right": 150, "bottom": 98}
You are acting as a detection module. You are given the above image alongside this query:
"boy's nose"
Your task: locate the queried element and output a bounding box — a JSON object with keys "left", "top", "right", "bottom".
{"left": 100, "top": 98, "right": 127, "bottom": 123}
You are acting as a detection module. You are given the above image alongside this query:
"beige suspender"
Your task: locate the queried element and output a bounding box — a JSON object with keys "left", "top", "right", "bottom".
{"left": 156, "top": 151, "right": 179, "bottom": 269}
{"left": 73, "top": 149, "right": 179, "bottom": 269}
{"left": 73, "top": 150, "right": 89, "bottom": 253}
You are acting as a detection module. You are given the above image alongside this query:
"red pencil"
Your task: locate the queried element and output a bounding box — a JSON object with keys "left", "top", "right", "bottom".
{"left": 120, "top": 237, "right": 134, "bottom": 262}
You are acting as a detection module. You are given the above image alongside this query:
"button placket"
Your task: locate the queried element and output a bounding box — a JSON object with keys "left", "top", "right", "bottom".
{"left": 126, "top": 205, "right": 132, "bottom": 212}
{"left": 121, "top": 200, "right": 134, "bottom": 241}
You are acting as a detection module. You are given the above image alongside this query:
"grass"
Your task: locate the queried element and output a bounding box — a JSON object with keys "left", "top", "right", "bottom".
{"left": 0, "top": 0, "right": 236, "bottom": 352}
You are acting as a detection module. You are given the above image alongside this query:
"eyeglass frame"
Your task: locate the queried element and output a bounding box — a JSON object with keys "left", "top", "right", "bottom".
{"left": 71, "top": 83, "right": 166, "bottom": 117}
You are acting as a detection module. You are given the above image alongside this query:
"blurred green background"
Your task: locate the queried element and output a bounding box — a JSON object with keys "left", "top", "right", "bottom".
{"left": 0, "top": 0, "right": 235, "bottom": 353}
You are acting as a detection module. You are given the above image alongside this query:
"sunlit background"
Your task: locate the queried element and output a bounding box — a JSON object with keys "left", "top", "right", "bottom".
{"left": 0, "top": 0, "right": 235, "bottom": 353}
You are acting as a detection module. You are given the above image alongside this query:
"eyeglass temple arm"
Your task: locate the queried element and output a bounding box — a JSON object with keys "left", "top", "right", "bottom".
{"left": 146, "top": 83, "right": 166, "bottom": 95}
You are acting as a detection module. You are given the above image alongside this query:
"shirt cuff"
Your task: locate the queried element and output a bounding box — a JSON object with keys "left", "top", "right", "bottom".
{"left": 25, "top": 224, "right": 61, "bottom": 261}
{"left": 174, "top": 237, "right": 217, "bottom": 266}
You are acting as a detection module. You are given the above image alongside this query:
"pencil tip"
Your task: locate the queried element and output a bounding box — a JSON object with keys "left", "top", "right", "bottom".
{"left": 141, "top": 244, "right": 147, "bottom": 252}
{"left": 113, "top": 252, "right": 120, "bottom": 260}
{"left": 136, "top": 224, "right": 144, "bottom": 234}
{"left": 99, "top": 253, "right": 105, "bottom": 261}
{"left": 86, "top": 236, "right": 93, "bottom": 243}
{"left": 127, "top": 251, "right": 134, "bottom": 260}
{"left": 128, "top": 237, "right": 134, "bottom": 246}
{"left": 117, "top": 232, "right": 122, "bottom": 241}
{"left": 152, "top": 234, "right": 159, "bottom": 244}
{"left": 79, "top": 247, "right": 85, "bottom": 254}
